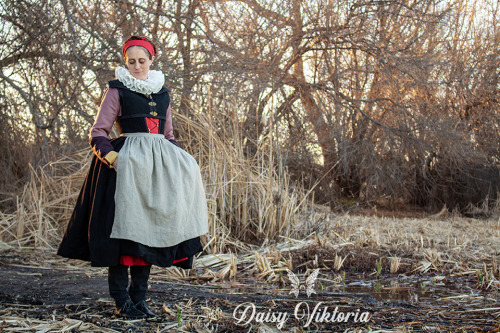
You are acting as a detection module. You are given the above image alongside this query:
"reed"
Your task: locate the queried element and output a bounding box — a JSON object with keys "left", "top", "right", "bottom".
{"left": 0, "top": 108, "right": 309, "bottom": 254}
{"left": 174, "top": 107, "right": 308, "bottom": 253}
{"left": 0, "top": 149, "right": 92, "bottom": 249}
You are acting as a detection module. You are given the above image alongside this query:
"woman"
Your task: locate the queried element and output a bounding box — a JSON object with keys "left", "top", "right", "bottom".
{"left": 57, "top": 36, "right": 209, "bottom": 319}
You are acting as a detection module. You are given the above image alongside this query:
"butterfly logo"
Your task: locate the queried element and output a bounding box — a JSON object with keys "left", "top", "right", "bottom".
{"left": 287, "top": 268, "right": 320, "bottom": 297}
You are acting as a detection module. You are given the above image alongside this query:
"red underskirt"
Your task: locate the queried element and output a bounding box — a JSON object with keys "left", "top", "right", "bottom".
{"left": 119, "top": 255, "right": 189, "bottom": 266}
{"left": 120, "top": 255, "right": 150, "bottom": 266}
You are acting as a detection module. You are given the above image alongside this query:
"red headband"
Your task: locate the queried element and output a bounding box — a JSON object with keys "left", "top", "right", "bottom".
{"left": 122, "top": 39, "right": 155, "bottom": 58}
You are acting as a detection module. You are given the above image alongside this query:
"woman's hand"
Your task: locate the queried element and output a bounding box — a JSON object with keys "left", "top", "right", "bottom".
{"left": 103, "top": 150, "right": 119, "bottom": 170}
{"left": 112, "top": 159, "right": 118, "bottom": 170}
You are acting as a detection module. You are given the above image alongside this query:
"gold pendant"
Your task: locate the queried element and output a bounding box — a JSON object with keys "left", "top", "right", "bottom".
{"left": 148, "top": 101, "right": 157, "bottom": 106}
{"left": 150, "top": 111, "right": 158, "bottom": 116}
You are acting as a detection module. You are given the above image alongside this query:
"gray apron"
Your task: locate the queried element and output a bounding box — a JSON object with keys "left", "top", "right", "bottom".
{"left": 110, "top": 133, "right": 208, "bottom": 247}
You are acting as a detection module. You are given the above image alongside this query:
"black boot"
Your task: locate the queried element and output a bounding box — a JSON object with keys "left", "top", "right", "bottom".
{"left": 115, "top": 299, "right": 147, "bottom": 319}
{"left": 129, "top": 265, "right": 152, "bottom": 304}
{"left": 134, "top": 300, "right": 158, "bottom": 318}
{"left": 108, "top": 265, "right": 130, "bottom": 308}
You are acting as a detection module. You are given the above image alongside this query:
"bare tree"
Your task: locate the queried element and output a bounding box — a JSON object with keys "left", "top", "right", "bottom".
{"left": 0, "top": 0, "right": 498, "bottom": 213}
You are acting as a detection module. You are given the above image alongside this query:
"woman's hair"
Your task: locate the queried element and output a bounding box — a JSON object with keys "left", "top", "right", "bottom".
{"left": 124, "top": 36, "right": 157, "bottom": 60}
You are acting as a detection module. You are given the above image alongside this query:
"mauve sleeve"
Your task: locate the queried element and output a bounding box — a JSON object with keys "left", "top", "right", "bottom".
{"left": 89, "top": 88, "right": 121, "bottom": 167}
{"left": 164, "top": 104, "right": 180, "bottom": 147}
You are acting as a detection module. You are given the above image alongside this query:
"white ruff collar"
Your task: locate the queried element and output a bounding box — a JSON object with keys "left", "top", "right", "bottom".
{"left": 115, "top": 66, "right": 165, "bottom": 95}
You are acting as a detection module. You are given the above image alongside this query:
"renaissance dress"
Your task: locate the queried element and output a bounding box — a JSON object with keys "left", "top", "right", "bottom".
{"left": 57, "top": 67, "right": 209, "bottom": 269}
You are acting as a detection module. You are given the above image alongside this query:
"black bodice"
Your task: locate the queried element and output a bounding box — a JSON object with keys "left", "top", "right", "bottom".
{"left": 108, "top": 80, "right": 170, "bottom": 134}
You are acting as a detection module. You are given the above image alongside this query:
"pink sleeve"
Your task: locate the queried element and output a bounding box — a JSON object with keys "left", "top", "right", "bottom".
{"left": 164, "top": 104, "right": 175, "bottom": 140}
{"left": 90, "top": 88, "right": 121, "bottom": 138}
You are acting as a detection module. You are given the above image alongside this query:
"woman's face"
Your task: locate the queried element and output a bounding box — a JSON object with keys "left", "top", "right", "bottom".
{"left": 125, "top": 46, "right": 154, "bottom": 81}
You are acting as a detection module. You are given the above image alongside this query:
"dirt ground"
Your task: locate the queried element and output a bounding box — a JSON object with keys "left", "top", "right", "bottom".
{"left": 1, "top": 247, "right": 499, "bottom": 333}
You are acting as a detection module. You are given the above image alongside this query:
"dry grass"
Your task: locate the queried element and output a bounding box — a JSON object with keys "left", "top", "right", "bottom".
{"left": 1, "top": 211, "right": 498, "bottom": 332}
{"left": 0, "top": 110, "right": 312, "bottom": 255}
{"left": 3, "top": 210, "right": 498, "bottom": 282}
{"left": 1, "top": 108, "right": 499, "bottom": 296}
{"left": 1, "top": 154, "right": 499, "bottom": 289}
{"left": 312, "top": 213, "right": 500, "bottom": 280}
{"left": 176, "top": 109, "right": 308, "bottom": 253}
{"left": 0, "top": 149, "right": 93, "bottom": 250}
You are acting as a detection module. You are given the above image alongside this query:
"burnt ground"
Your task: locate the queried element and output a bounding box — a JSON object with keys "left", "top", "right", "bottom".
{"left": 0, "top": 250, "right": 499, "bottom": 332}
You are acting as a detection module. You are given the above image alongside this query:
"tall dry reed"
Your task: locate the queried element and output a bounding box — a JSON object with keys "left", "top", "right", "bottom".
{"left": 0, "top": 149, "right": 92, "bottom": 249}
{"left": 175, "top": 107, "right": 308, "bottom": 253}
{"left": 0, "top": 109, "right": 310, "bottom": 254}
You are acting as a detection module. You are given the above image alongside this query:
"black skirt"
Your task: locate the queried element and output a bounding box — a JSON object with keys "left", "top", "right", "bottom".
{"left": 57, "top": 137, "right": 203, "bottom": 268}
